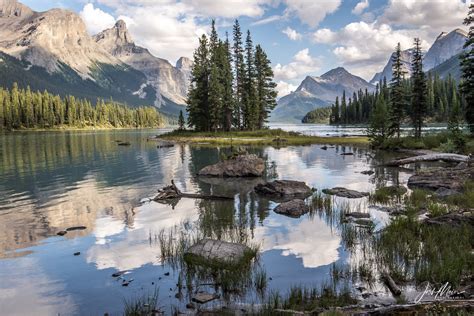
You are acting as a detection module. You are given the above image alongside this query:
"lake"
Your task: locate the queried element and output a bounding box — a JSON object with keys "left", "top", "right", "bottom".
{"left": 0, "top": 126, "right": 419, "bottom": 315}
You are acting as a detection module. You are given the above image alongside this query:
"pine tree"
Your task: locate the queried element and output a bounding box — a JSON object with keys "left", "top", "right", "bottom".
{"left": 448, "top": 91, "right": 465, "bottom": 152}
{"left": 368, "top": 98, "right": 390, "bottom": 147}
{"left": 242, "top": 30, "right": 258, "bottom": 130}
{"left": 341, "top": 91, "right": 347, "bottom": 124}
{"left": 221, "top": 35, "right": 234, "bottom": 131}
{"left": 178, "top": 110, "right": 185, "bottom": 130}
{"left": 254, "top": 44, "right": 277, "bottom": 129}
{"left": 232, "top": 20, "right": 245, "bottom": 129}
{"left": 389, "top": 43, "right": 406, "bottom": 138}
{"left": 460, "top": 4, "right": 474, "bottom": 134}
{"left": 186, "top": 35, "right": 210, "bottom": 131}
{"left": 411, "top": 38, "right": 428, "bottom": 139}
{"left": 334, "top": 96, "right": 340, "bottom": 123}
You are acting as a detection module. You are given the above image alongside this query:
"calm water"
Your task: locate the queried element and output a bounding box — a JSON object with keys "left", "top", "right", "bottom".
{"left": 0, "top": 126, "right": 413, "bottom": 315}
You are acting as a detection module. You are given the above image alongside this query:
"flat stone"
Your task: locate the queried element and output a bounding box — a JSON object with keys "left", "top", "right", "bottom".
{"left": 322, "top": 187, "right": 369, "bottom": 198}
{"left": 341, "top": 152, "right": 354, "bottom": 156}
{"left": 344, "top": 212, "right": 370, "bottom": 219}
{"left": 255, "top": 180, "right": 312, "bottom": 201}
{"left": 73, "top": 252, "right": 81, "bottom": 256}
{"left": 192, "top": 292, "right": 218, "bottom": 304}
{"left": 354, "top": 219, "right": 374, "bottom": 226}
{"left": 274, "top": 199, "right": 309, "bottom": 218}
{"left": 361, "top": 170, "right": 374, "bottom": 175}
{"left": 198, "top": 154, "right": 265, "bottom": 177}
{"left": 408, "top": 167, "right": 473, "bottom": 191}
{"left": 117, "top": 142, "right": 131, "bottom": 146}
{"left": 434, "top": 187, "right": 461, "bottom": 198}
{"left": 184, "top": 239, "right": 253, "bottom": 266}
{"left": 66, "top": 226, "right": 87, "bottom": 231}
{"left": 57, "top": 231, "right": 67, "bottom": 236}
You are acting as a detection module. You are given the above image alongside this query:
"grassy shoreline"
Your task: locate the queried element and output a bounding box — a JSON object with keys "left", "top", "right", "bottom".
{"left": 155, "top": 129, "right": 369, "bottom": 146}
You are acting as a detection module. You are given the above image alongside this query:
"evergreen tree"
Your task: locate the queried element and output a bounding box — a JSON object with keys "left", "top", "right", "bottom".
{"left": 178, "top": 110, "right": 185, "bottom": 130}
{"left": 448, "top": 91, "right": 465, "bottom": 152}
{"left": 242, "top": 30, "right": 258, "bottom": 130}
{"left": 411, "top": 38, "right": 428, "bottom": 138}
{"left": 186, "top": 35, "right": 210, "bottom": 131}
{"left": 460, "top": 4, "right": 474, "bottom": 134}
{"left": 232, "top": 20, "right": 245, "bottom": 129}
{"left": 341, "top": 91, "right": 347, "bottom": 124}
{"left": 254, "top": 44, "right": 277, "bottom": 129}
{"left": 221, "top": 35, "right": 234, "bottom": 131}
{"left": 368, "top": 98, "right": 390, "bottom": 147}
{"left": 389, "top": 43, "right": 406, "bottom": 138}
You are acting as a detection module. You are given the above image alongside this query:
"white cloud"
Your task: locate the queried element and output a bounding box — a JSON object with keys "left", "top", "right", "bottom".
{"left": 282, "top": 26, "right": 302, "bottom": 40}
{"left": 311, "top": 21, "right": 430, "bottom": 79}
{"left": 251, "top": 14, "right": 284, "bottom": 26}
{"left": 352, "top": 0, "right": 369, "bottom": 15}
{"left": 312, "top": 28, "right": 336, "bottom": 43}
{"left": 80, "top": 3, "right": 116, "bottom": 35}
{"left": 276, "top": 80, "right": 297, "bottom": 98}
{"left": 274, "top": 48, "right": 321, "bottom": 81}
{"left": 183, "top": 0, "right": 271, "bottom": 18}
{"left": 284, "top": 0, "right": 342, "bottom": 28}
{"left": 381, "top": 0, "right": 468, "bottom": 34}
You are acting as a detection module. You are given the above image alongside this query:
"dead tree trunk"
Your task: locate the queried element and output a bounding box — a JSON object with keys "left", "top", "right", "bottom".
{"left": 154, "top": 180, "right": 233, "bottom": 201}
{"left": 382, "top": 272, "right": 402, "bottom": 296}
{"left": 385, "top": 153, "right": 470, "bottom": 166}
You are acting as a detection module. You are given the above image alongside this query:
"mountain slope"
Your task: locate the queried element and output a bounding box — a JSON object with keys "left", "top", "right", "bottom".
{"left": 272, "top": 67, "right": 374, "bottom": 122}
{"left": 428, "top": 53, "right": 462, "bottom": 81}
{"left": 371, "top": 28, "right": 467, "bottom": 84}
{"left": 94, "top": 21, "right": 191, "bottom": 114}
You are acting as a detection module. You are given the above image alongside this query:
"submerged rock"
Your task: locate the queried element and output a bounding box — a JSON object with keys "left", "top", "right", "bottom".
{"left": 322, "top": 187, "right": 369, "bottom": 198}
{"left": 344, "top": 212, "right": 370, "bottom": 219}
{"left": 274, "top": 199, "right": 309, "bottom": 218}
{"left": 66, "top": 226, "right": 87, "bottom": 231}
{"left": 361, "top": 170, "right": 374, "bottom": 175}
{"left": 198, "top": 154, "right": 265, "bottom": 177}
{"left": 192, "top": 292, "right": 218, "bottom": 304}
{"left": 254, "top": 180, "right": 312, "bottom": 201}
{"left": 408, "top": 166, "right": 473, "bottom": 191}
{"left": 341, "top": 152, "right": 354, "bottom": 156}
{"left": 117, "top": 142, "right": 131, "bottom": 146}
{"left": 184, "top": 239, "right": 254, "bottom": 267}
{"left": 56, "top": 230, "right": 67, "bottom": 236}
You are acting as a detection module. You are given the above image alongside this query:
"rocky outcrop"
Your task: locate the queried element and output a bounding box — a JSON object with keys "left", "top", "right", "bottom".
{"left": 424, "top": 29, "right": 468, "bottom": 71}
{"left": 322, "top": 187, "right": 369, "bottom": 198}
{"left": 408, "top": 166, "right": 473, "bottom": 192}
{"left": 184, "top": 239, "right": 254, "bottom": 267}
{"left": 255, "top": 180, "right": 312, "bottom": 201}
{"left": 94, "top": 20, "right": 190, "bottom": 106}
{"left": 198, "top": 155, "right": 265, "bottom": 177}
{"left": 274, "top": 199, "right": 309, "bottom": 218}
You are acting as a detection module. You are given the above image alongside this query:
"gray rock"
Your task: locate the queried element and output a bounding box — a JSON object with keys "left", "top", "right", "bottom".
{"left": 184, "top": 239, "right": 254, "bottom": 267}
{"left": 198, "top": 154, "right": 265, "bottom": 177}
{"left": 322, "top": 187, "right": 369, "bottom": 198}
{"left": 192, "top": 292, "right": 218, "bottom": 304}
{"left": 434, "top": 187, "right": 461, "bottom": 198}
{"left": 255, "top": 180, "right": 312, "bottom": 201}
{"left": 274, "top": 199, "right": 309, "bottom": 218}
{"left": 344, "top": 212, "right": 370, "bottom": 219}
{"left": 408, "top": 167, "right": 473, "bottom": 191}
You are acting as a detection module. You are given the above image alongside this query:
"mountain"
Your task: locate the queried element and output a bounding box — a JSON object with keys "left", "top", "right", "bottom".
{"left": 370, "top": 49, "right": 414, "bottom": 84}
{"left": 271, "top": 67, "right": 374, "bottom": 122}
{"left": 424, "top": 29, "right": 467, "bottom": 70}
{"left": 94, "top": 20, "right": 191, "bottom": 115}
{"left": 370, "top": 28, "right": 467, "bottom": 84}
{"left": 428, "top": 53, "right": 462, "bottom": 81}
{"left": 0, "top": 0, "right": 189, "bottom": 116}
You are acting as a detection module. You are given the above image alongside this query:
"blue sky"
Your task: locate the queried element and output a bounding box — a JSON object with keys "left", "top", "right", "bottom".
{"left": 21, "top": 0, "right": 471, "bottom": 96}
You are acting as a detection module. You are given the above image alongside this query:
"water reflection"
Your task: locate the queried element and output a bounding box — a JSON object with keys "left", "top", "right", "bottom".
{"left": 0, "top": 129, "right": 406, "bottom": 315}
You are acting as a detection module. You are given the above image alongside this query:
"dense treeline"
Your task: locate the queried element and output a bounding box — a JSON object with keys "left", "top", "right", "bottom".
{"left": 0, "top": 83, "right": 163, "bottom": 130}
{"left": 302, "top": 107, "right": 331, "bottom": 124}
{"left": 187, "top": 20, "right": 277, "bottom": 132}
{"left": 328, "top": 74, "right": 463, "bottom": 126}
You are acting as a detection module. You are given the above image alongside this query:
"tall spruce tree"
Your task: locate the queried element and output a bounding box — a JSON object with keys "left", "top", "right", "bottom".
{"left": 460, "top": 4, "right": 474, "bottom": 134}
{"left": 368, "top": 98, "right": 390, "bottom": 147}
{"left": 243, "top": 30, "right": 258, "bottom": 130}
{"left": 221, "top": 34, "right": 234, "bottom": 131}
{"left": 411, "top": 38, "right": 428, "bottom": 139}
{"left": 341, "top": 91, "right": 347, "bottom": 124}
{"left": 254, "top": 44, "right": 277, "bottom": 129}
{"left": 232, "top": 20, "right": 245, "bottom": 129}
{"left": 389, "top": 43, "right": 406, "bottom": 138}
{"left": 186, "top": 35, "right": 210, "bottom": 131}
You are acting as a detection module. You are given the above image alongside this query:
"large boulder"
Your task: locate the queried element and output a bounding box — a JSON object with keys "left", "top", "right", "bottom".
{"left": 408, "top": 166, "right": 473, "bottom": 191}
{"left": 198, "top": 154, "right": 265, "bottom": 177}
{"left": 322, "top": 187, "right": 369, "bottom": 199}
{"left": 254, "top": 180, "right": 312, "bottom": 201}
{"left": 184, "top": 239, "right": 254, "bottom": 267}
{"left": 274, "top": 199, "right": 309, "bottom": 218}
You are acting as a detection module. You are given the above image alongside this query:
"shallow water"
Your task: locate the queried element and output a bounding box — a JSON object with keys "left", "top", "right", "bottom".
{"left": 0, "top": 127, "right": 414, "bottom": 315}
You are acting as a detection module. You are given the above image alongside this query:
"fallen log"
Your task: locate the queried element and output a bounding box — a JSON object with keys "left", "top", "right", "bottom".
{"left": 382, "top": 272, "right": 402, "bottom": 296}
{"left": 385, "top": 153, "right": 470, "bottom": 166}
{"left": 154, "top": 180, "right": 233, "bottom": 201}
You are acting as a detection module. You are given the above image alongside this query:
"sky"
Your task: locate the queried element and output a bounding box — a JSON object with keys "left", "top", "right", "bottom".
{"left": 21, "top": 0, "right": 471, "bottom": 97}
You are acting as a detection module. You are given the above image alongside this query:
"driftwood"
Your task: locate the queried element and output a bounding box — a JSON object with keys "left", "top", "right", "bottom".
{"left": 154, "top": 180, "right": 233, "bottom": 201}
{"left": 386, "top": 153, "right": 470, "bottom": 166}
{"left": 382, "top": 272, "right": 402, "bottom": 296}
